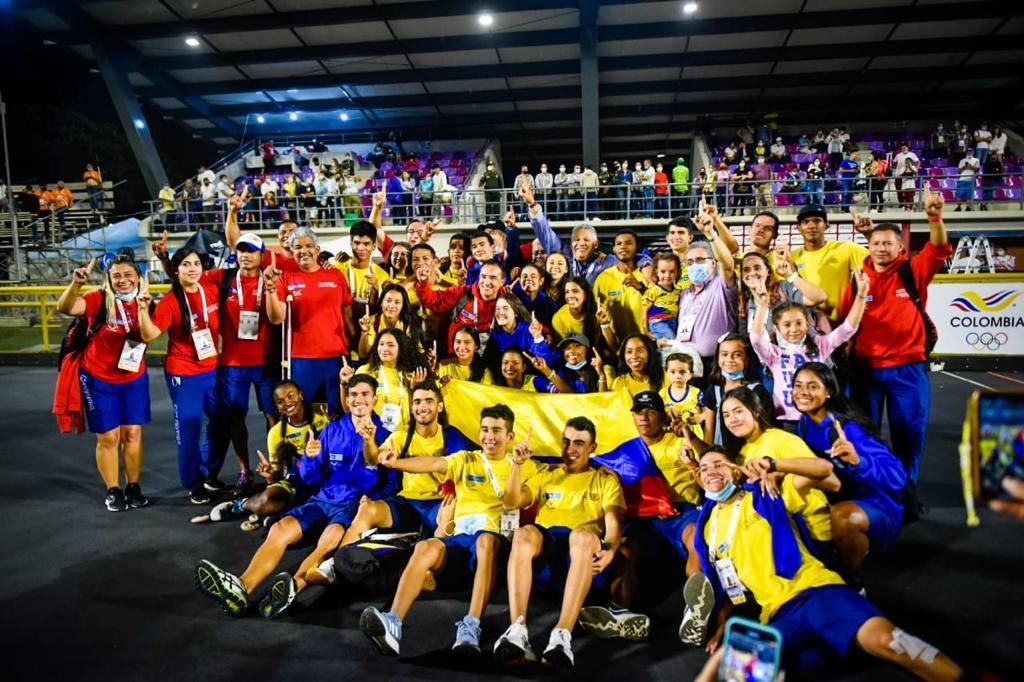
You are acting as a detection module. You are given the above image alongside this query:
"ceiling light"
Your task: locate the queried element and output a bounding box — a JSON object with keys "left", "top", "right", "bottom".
{"left": 256, "top": 115, "right": 265, "bottom": 124}
{"left": 339, "top": 112, "right": 349, "bottom": 121}
{"left": 184, "top": 36, "right": 201, "bottom": 47}
{"left": 683, "top": 2, "right": 698, "bottom": 14}
{"left": 287, "top": 88, "right": 298, "bottom": 93}
{"left": 657, "top": 153, "right": 666, "bottom": 158}
{"left": 134, "top": 119, "right": 146, "bottom": 130}
{"left": 478, "top": 13, "right": 494, "bottom": 27}
{"left": 288, "top": 112, "right": 298, "bottom": 121}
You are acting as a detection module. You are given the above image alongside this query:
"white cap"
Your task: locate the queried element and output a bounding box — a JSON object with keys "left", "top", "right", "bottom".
{"left": 236, "top": 232, "right": 265, "bottom": 252}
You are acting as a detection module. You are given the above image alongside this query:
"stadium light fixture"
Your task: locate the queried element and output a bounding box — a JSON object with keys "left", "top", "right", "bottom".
{"left": 256, "top": 115, "right": 265, "bottom": 124}
{"left": 184, "top": 36, "right": 201, "bottom": 47}
{"left": 339, "top": 112, "right": 349, "bottom": 121}
{"left": 478, "top": 13, "right": 494, "bottom": 27}
{"left": 683, "top": 2, "right": 698, "bottom": 15}
{"left": 134, "top": 119, "right": 146, "bottom": 130}
{"left": 289, "top": 112, "right": 299, "bottom": 121}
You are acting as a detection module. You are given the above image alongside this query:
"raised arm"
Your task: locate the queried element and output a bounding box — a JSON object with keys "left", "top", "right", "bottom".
{"left": 504, "top": 431, "right": 535, "bottom": 510}
{"left": 56, "top": 258, "right": 95, "bottom": 316}
{"left": 774, "top": 253, "right": 826, "bottom": 307}
{"left": 703, "top": 198, "right": 740, "bottom": 256}
{"left": 379, "top": 447, "right": 449, "bottom": 474}
{"left": 923, "top": 185, "right": 948, "bottom": 247}
{"left": 136, "top": 281, "right": 162, "bottom": 343}
{"left": 264, "top": 255, "right": 285, "bottom": 324}
{"left": 844, "top": 269, "right": 870, "bottom": 330}
{"left": 521, "top": 186, "right": 561, "bottom": 255}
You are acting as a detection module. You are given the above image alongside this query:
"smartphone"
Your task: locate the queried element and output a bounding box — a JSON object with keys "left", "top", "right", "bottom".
{"left": 718, "top": 617, "right": 783, "bottom": 682}
{"left": 960, "top": 389, "right": 1024, "bottom": 525}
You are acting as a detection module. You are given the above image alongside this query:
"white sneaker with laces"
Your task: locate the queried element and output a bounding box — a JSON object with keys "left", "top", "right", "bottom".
{"left": 542, "top": 627, "right": 574, "bottom": 668}
{"left": 494, "top": 615, "right": 535, "bottom": 662}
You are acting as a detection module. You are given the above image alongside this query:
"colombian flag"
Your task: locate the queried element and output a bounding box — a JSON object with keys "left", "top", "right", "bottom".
{"left": 441, "top": 379, "right": 676, "bottom": 517}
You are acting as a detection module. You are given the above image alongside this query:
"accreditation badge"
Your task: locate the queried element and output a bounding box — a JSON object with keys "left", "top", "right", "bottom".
{"left": 117, "top": 339, "right": 147, "bottom": 372}
{"left": 192, "top": 328, "right": 218, "bottom": 360}
{"left": 238, "top": 311, "right": 260, "bottom": 340}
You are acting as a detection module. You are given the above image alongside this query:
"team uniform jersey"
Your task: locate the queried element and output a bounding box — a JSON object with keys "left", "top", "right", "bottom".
{"left": 791, "top": 241, "right": 867, "bottom": 321}
{"left": 525, "top": 466, "right": 624, "bottom": 534}
{"left": 381, "top": 427, "right": 446, "bottom": 500}
{"left": 593, "top": 266, "right": 646, "bottom": 339}
{"left": 437, "top": 361, "right": 472, "bottom": 383}
{"left": 442, "top": 450, "right": 542, "bottom": 534}
{"left": 297, "top": 413, "right": 392, "bottom": 506}
{"left": 611, "top": 373, "right": 651, "bottom": 396}
{"left": 660, "top": 384, "right": 706, "bottom": 440}
{"left": 362, "top": 364, "right": 411, "bottom": 432}
{"left": 259, "top": 250, "right": 299, "bottom": 273}
{"left": 334, "top": 261, "right": 389, "bottom": 303}
{"left": 551, "top": 305, "right": 585, "bottom": 342}
{"left": 203, "top": 270, "right": 271, "bottom": 367}
{"left": 644, "top": 280, "right": 686, "bottom": 322}
{"left": 703, "top": 480, "right": 845, "bottom": 622}
{"left": 643, "top": 432, "right": 700, "bottom": 506}
{"left": 151, "top": 281, "right": 221, "bottom": 375}
{"left": 277, "top": 268, "right": 353, "bottom": 358}
{"left": 79, "top": 290, "right": 146, "bottom": 383}
{"left": 740, "top": 428, "right": 833, "bottom": 541}
{"left": 266, "top": 412, "right": 330, "bottom": 470}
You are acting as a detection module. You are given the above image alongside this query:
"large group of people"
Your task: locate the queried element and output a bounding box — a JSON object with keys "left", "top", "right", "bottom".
{"left": 54, "top": 177, "right": 964, "bottom": 679}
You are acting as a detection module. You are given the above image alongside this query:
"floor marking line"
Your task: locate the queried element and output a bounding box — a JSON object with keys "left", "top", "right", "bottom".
{"left": 986, "top": 371, "right": 1024, "bottom": 386}
{"left": 939, "top": 371, "right": 992, "bottom": 389}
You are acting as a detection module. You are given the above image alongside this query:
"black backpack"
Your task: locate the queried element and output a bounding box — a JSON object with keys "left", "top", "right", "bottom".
{"left": 57, "top": 302, "right": 107, "bottom": 369}
{"left": 333, "top": 531, "right": 423, "bottom": 596}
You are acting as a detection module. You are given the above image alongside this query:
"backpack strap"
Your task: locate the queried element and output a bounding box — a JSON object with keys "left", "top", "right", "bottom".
{"left": 896, "top": 260, "right": 938, "bottom": 354}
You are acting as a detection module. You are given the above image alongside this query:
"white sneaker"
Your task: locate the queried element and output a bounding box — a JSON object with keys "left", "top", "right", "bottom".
{"left": 578, "top": 604, "right": 650, "bottom": 640}
{"left": 305, "top": 558, "right": 336, "bottom": 586}
{"left": 493, "top": 615, "right": 536, "bottom": 662}
{"left": 679, "top": 572, "right": 715, "bottom": 646}
{"left": 542, "top": 627, "right": 574, "bottom": 668}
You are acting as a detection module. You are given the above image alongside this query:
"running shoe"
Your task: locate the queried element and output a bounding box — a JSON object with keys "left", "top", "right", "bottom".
{"left": 239, "top": 514, "right": 262, "bottom": 532}
{"left": 578, "top": 604, "right": 650, "bottom": 640}
{"left": 189, "top": 488, "right": 212, "bottom": 505}
{"left": 203, "top": 477, "right": 227, "bottom": 492}
{"left": 124, "top": 483, "right": 149, "bottom": 509}
{"left": 194, "top": 559, "right": 249, "bottom": 617}
{"left": 451, "top": 615, "right": 481, "bottom": 655}
{"left": 210, "top": 499, "right": 245, "bottom": 522}
{"left": 258, "top": 572, "right": 297, "bottom": 619}
{"left": 304, "top": 558, "right": 336, "bottom": 586}
{"left": 542, "top": 628, "right": 574, "bottom": 669}
{"left": 493, "top": 616, "right": 536, "bottom": 663}
{"left": 105, "top": 487, "right": 127, "bottom": 512}
{"left": 360, "top": 607, "right": 402, "bottom": 656}
{"left": 678, "top": 572, "right": 715, "bottom": 646}
{"left": 233, "top": 470, "right": 255, "bottom": 497}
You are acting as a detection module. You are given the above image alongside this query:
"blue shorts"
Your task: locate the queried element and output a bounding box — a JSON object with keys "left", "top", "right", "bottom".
{"left": 771, "top": 585, "right": 883, "bottom": 670}
{"left": 648, "top": 318, "right": 677, "bottom": 341}
{"left": 284, "top": 498, "right": 358, "bottom": 536}
{"left": 291, "top": 357, "right": 343, "bottom": 416}
{"left": 956, "top": 178, "right": 974, "bottom": 201}
{"left": 626, "top": 504, "right": 699, "bottom": 560}
{"left": 533, "top": 525, "right": 611, "bottom": 592}
{"left": 438, "top": 530, "right": 507, "bottom": 585}
{"left": 218, "top": 365, "right": 276, "bottom": 417}
{"left": 385, "top": 496, "right": 443, "bottom": 534}
{"left": 79, "top": 370, "right": 151, "bottom": 434}
{"left": 860, "top": 499, "right": 902, "bottom": 550}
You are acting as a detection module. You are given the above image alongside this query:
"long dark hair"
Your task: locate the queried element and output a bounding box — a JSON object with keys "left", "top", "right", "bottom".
{"left": 792, "top": 362, "right": 884, "bottom": 441}
{"left": 376, "top": 283, "right": 422, "bottom": 348}
{"left": 563, "top": 275, "right": 601, "bottom": 349}
{"left": 708, "top": 333, "right": 762, "bottom": 386}
{"left": 489, "top": 347, "right": 532, "bottom": 388}
{"left": 721, "top": 386, "right": 775, "bottom": 456}
{"left": 450, "top": 324, "right": 487, "bottom": 382}
{"left": 367, "top": 327, "right": 429, "bottom": 374}
{"left": 169, "top": 247, "right": 206, "bottom": 336}
{"left": 616, "top": 334, "right": 664, "bottom": 391}
{"left": 738, "top": 252, "right": 783, "bottom": 321}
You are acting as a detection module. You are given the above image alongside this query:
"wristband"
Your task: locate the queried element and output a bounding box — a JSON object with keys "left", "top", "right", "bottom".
{"left": 763, "top": 456, "right": 776, "bottom": 473}
{"left": 600, "top": 323, "right": 611, "bottom": 330}
{"left": 926, "top": 214, "right": 943, "bottom": 223}
{"left": 786, "top": 271, "right": 798, "bottom": 283}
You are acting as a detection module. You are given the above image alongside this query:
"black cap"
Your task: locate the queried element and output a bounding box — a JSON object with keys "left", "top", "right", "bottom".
{"left": 796, "top": 204, "right": 827, "bottom": 222}
{"left": 557, "top": 334, "right": 590, "bottom": 349}
{"left": 631, "top": 390, "right": 665, "bottom": 413}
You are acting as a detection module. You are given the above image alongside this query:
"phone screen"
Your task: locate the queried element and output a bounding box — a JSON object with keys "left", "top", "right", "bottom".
{"left": 719, "top": 617, "right": 782, "bottom": 682}
{"left": 976, "top": 392, "right": 1024, "bottom": 501}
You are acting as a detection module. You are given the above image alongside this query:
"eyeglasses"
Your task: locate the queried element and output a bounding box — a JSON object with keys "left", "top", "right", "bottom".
{"left": 685, "top": 257, "right": 712, "bottom": 267}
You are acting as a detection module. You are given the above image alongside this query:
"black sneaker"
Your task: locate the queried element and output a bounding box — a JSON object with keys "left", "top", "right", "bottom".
{"left": 124, "top": 483, "right": 150, "bottom": 509}
{"left": 259, "top": 572, "right": 297, "bottom": 619}
{"left": 105, "top": 487, "right": 127, "bottom": 512}
{"left": 203, "top": 477, "right": 227, "bottom": 492}
{"left": 189, "top": 488, "right": 212, "bottom": 505}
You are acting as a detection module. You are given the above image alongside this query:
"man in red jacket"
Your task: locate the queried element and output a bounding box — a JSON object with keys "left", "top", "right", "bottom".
{"left": 839, "top": 185, "right": 951, "bottom": 484}
{"left": 414, "top": 259, "right": 503, "bottom": 354}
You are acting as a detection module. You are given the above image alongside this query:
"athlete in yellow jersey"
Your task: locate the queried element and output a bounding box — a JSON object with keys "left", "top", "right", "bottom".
{"left": 361, "top": 403, "right": 541, "bottom": 656}
{"left": 788, "top": 204, "right": 868, "bottom": 320}
{"left": 492, "top": 417, "right": 626, "bottom": 668}
{"left": 681, "top": 447, "right": 961, "bottom": 681}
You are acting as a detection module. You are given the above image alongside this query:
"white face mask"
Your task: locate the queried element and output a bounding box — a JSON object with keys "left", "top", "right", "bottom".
{"left": 778, "top": 338, "right": 807, "bottom": 354}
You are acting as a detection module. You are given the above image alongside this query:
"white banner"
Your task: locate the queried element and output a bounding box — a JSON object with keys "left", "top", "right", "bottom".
{"left": 927, "top": 275, "right": 1024, "bottom": 356}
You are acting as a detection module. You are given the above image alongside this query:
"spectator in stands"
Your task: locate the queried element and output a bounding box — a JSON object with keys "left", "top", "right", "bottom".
{"left": 981, "top": 151, "right": 1003, "bottom": 211}
{"left": 837, "top": 152, "right": 860, "bottom": 211}
{"left": 865, "top": 152, "right": 888, "bottom": 213}
{"left": 568, "top": 164, "right": 584, "bottom": 221}
{"left": 751, "top": 155, "right": 773, "bottom": 209}
{"left": 789, "top": 204, "right": 867, "bottom": 322}
{"left": 416, "top": 171, "right": 433, "bottom": 219}
{"left": 697, "top": 167, "right": 713, "bottom": 206}
{"left": 652, "top": 163, "right": 669, "bottom": 218}
{"left": 83, "top": 163, "right": 103, "bottom": 213}
{"left": 598, "top": 162, "right": 615, "bottom": 218}
{"left": 513, "top": 165, "right": 533, "bottom": 219}
{"left": 581, "top": 164, "right": 599, "bottom": 220}
{"left": 811, "top": 128, "right": 826, "bottom": 152}
{"left": 841, "top": 187, "right": 951, "bottom": 486}
{"left": 671, "top": 157, "right": 690, "bottom": 215}
{"left": 639, "top": 160, "right": 656, "bottom": 219}
{"left": 534, "top": 163, "right": 553, "bottom": 216}
{"left": 260, "top": 174, "right": 280, "bottom": 202}
{"left": 17, "top": 185, "right": 41, "bottom": 242}
{"left": 825, "top": 128, "right": 847, "bottom": 169}
{"left": 770, "top": 137, "right": 787, "bottom": 162}
{"left": 385, "top": 171, "right": 408, "bottom": 223}
{"left": 200, "top": 177, "right": 217, "bottom": 225}
{"left": 990, "top": 125, "right": 1008, "bottom": 160}
{"left": 260, "top": 140, "right": 276, "bottom": 168}
{"left": 779, "top": 167, "right": 803, "bottom": 206}
{"left": 617, "top": 161, "right": 632, "bottom": 218}
{"left": 714, "top": 162, "right": 729, "bottom": 210}
{"left": 931, "top": 123, "right": 949, "bottom": 159}
{"left": 954, "top": 123, "right": 970, "bottom": 162}
{"left": 480, "top": 161, "right": 503, "bottom": 221}
{"left": 893, "top": 143, "right": 919, "bottom": 176}
{"left": 197, "top": 165, "right": 216, "bottom": 187}
{"left": 753, "top": 139, "right": 767, "bottom": 159}
{"left": 722, "top": 141, "right": 738, "bottom": 163}
{"left": 730, "top": 159, "right": 754, "bottom": 215}
{"left": 895, "top": 157, "right": 918, "bottom": 211}
{"left": 216, "top": 174, "right": 233, "bottom": 217}
{"left": 974, "top": 122, "right": 993, "bottom": 165}
{"left": 0, "top": 177, "right": 7, "bottom": 214}
{"left": 955, "top": 149, "right": 980, "bottom": 212}
{"left": 51, "top": 180, "right": 73, "bottom": 234}
{"left": 553, "top": 164, "right": 569, "bottom": 220}
{"left": 797, "top": 131, "right": 813, "bottom": 153}
{"left": 157, "top": 181, "right": 175, "bottom": 229}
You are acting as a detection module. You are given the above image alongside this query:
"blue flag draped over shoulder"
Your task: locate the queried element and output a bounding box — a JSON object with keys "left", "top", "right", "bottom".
{"left": 440, "top": 380, "right": 676, "bottom": 517}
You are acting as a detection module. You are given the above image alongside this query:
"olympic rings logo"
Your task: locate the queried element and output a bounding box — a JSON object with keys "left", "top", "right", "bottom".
{"left": 965, "top": 332, "right": 1008, "bottom": 351}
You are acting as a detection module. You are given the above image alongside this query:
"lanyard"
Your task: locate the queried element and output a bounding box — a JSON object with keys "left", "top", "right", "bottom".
{"left": 235, "top": 270, "right": 263, "bottom": 310}
{"left": 114, "top": 299, "right": 134, "bottom": 331}
{"left": 479, "top": 453, "right": 505, "bottom": 501}
{"left": 183, "top": 284, "right": 209, "bottom": 332}
{"left": 378, "top": 365, "right": 402, "bottom": 402}
{"left": 709, "top": 492, "right": 744, "bottom": 561}
{"left": 572, "top": 258, "right": 596, "bottom": 281}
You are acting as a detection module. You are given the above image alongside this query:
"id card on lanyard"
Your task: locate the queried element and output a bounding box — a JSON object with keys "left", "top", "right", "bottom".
{"left": 677, "top": 290, "right": 701, "bottom": 343}
{"left": 377, "top": 368, "right": 403, "bottom": 432}
{"left": 235, "top": 271, "right": 262, "bottom": 341}
{"left": 709, "top": 494, "right": 748, "bottom": 605}
{"left": 480, "top": 454, "right": 519, "bottom": 538}
{"left": 472, "top": 298, "right": 491, "bottom": 348}
{"left": 185, "top": 285, "right": 218, "bottom": 360}
{"left": 115, "top": 299, "right": 147, "bottom": 372}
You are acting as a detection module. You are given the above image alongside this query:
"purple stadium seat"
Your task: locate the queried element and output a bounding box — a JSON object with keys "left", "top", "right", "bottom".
{"left": 1007, "top": 188, "right": 1022, "bottom": 200}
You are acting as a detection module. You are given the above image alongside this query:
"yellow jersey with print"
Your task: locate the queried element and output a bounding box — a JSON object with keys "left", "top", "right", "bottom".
{"left": 643, "top": 279, "right": 686, "bottom": 322}
{"left": 739, "top": 428, "right": 832, "bottom": 541}
{"left": 551, "top": 305, "right": 585, "bottom": 343}
{"left": 365, "top": 364, "right": 411, "bottom": 432}
{"left": 266, "top": 413, "right": 330, "bottom": 470}
{"left": 334, "top": 261, "right": 390, "bottom": 304}
{"left": 443, "top": 450, "right": 542, "bottom": 533}
{"left": 382, "top": 426, "right": 446, "bottom": 500}
{"left": 660, "top": 384, "right": 706, "bottom": 440}
{"left": 594, "top": 266, "right": 645, "bottom": 339}
{"left": 644, "top": 432, "right": 700, "bottom": 506}
{"left": 526, "top": 466, "right": 625, "bottom": 535}
{"left": 611, "top": 373, "right": 651, "bottom": 396}
{"left": 703, "top": 478, "right": 845, "bottom": 622}
{"left": 791, "top": 240, "right": 867, "bottom": 320}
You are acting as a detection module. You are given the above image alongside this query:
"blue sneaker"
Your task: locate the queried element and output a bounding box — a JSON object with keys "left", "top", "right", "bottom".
{"left": 360, "top": 607, "right": 402, "bottom": 656}
{"left": 452, "top": 614, "right": 481, "bottom": 655}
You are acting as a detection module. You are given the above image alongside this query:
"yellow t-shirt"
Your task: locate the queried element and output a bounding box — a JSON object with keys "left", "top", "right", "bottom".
{"left": 437, "top": 360, "right": 472, "bottom": 383}
{"left": 791, "top": 240, "right": 867, "bottom": 320}
{"left": 551, "top": 305, "right": 585, "bottom": 342}
{"left": 443, "top": 450, "right": 542, "bottom": 533}
{"left": 334, "top": 260, "right": 390, "bottom": 303}
{"left": 703, "top": 479, "right": 845, "bottom": 622}
{"left": 644, "top": 432, "right": 700, "bottom": 505}
{"left": 660, "top": 384, "right": 705, "bottom": 440}
{"left": 382, "top": 426, "right": 446, "bottom": 500}
{"left": 364, "top": 365, "right": 410, "bottom": 431}
{"left": 526, "top": 466, "right": 624, "bottom": 535}
{"left": 266, "top": 413, "right": 330, "bottom": 470}
{"left": 739, "top": 428, "right": 832, "bottom": 541}
{"left": 643, "top": 279, "right": 687, "bottom": 321}
{"left": 611, "top": 373, "right": 651, "bottom": 396}
{"left": 594, "top": 266, "right": 645, "bottom": 339}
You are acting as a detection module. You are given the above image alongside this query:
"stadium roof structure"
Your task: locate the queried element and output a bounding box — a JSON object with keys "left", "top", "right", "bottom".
{"left": 14, "top": 0, "right": 1024, "bottom": 163}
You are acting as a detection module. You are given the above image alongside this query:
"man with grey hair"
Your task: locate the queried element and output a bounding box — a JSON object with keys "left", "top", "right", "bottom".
{"left": 674, "top": 206, "right": 737, "bottom": 375}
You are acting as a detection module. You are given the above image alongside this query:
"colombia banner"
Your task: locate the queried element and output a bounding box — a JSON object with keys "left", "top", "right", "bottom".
{"left": 440, "top": 379, "right": 676, "bottom": 517}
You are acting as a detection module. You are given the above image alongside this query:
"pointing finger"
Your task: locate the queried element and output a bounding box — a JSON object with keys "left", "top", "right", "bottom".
{"left": 257, "top": 450, "right": 269, "bottom": 465}
{"left": 832, "top": 417, "right": 847, "bottom": 441}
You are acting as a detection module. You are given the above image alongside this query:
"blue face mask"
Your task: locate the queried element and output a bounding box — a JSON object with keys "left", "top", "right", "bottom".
{"left": 689, "top": 263, "right": 711, "bottom": 285}
{"left": 722, "top": 369, "right": 745, "bottom": 381}
{"left": 565, "top": 359, "right": 587, "bottom": 371}
{"left": 705, "top": 480, "right": 737, "bottom": 502}
{"left": 114, "top": 288, "right": 138, "bottom": 302}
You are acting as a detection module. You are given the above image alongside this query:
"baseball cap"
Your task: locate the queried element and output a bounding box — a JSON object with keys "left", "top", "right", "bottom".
{"left": 557, "top": 334, "right": 591, "bottom": 349}
{"left": 236, "top": 233, "right": 265, "bottom": 252}
{"left": 796, "top": 204, "right": 828, "bottom": 222}
{"left": 631, "top": 390, "right": 665, "bottom": 413}
{"left": 676, "top": 157, "right": 685, "bottom": 164}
